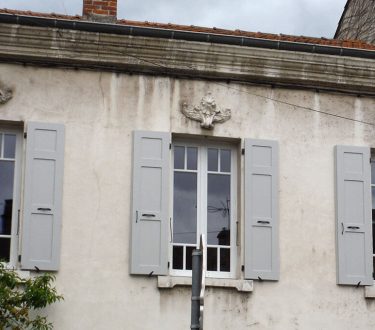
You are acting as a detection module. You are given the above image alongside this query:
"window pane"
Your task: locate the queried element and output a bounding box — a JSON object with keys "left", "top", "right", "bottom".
{"left": 220, "top": 248, "right": 230, "bottom": 272}
{"left": 186, "top": 147, "right": 197, "bottom": 170}
{"left": 207, "top": 148, "right": 218, "bottom": 172}
{"left": 4, "top": 134, "right": 16, "bottom": 159}
{"left": 207, "top": 174, "right": 231, "bottom": 245}
{"left": 372, "top": 161, "right": 375, "bottom": 184}
{"left": 220, "top": 149, "right": 231, "bottom": 172}
{"left": 173, "top": 246, "right": 183, "bottom": 270}
{"left": 0, "top": 238, "right": 10, "bottom": 262}
{"left": 207, "top": 247, "right": 217, "bottom": 271}
{"left": 174, "top": 146, "right": 185, "bottom": 169}
{"left": 173, "top": 172, "right": 197, "bottom": 244}
{"left": 186, "top": 246, "right": 195, "bottom": 270}
{"left": 373, "top": 188, "right": 375, "bottom": 254}
{"left": 0, "top": 134, "right": 2, "bottom": 157}
{"left": 0, "top": 161, "right": 14, "bottom": 236}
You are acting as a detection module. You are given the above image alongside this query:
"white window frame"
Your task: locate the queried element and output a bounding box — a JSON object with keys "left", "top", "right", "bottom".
{"left": 0, "top": 126, "right": 23, "bottom": 267}
{"left": 170, "top": 139, "right": 237, "bottom": 279}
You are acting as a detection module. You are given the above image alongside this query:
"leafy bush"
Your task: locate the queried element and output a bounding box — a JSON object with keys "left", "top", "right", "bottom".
{"left": 0, "top": 263, "right": 63, "bottom": 330}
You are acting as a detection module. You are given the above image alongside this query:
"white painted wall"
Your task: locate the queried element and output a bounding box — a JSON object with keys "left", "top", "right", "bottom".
{"left": 1, "top": 63, "right": 375, "bottom": 329}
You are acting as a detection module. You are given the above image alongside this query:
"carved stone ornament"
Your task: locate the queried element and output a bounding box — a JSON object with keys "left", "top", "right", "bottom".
{"left": 0, "top": 85, "right": 12, "bottom": 105}
{"left": 181, "top": 93, "right": 231, "bottom": 129}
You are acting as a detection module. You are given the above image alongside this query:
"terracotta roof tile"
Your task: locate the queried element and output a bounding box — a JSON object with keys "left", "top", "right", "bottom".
{"left": 1, "top": 7, "right": 375, "bottom": 51}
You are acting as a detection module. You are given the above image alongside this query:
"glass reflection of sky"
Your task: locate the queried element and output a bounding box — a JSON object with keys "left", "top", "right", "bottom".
{"left": 173, "top": 172, "right": 197, "bottom": 244}
{"left": 0, "top": 161, "right": 14, "bottom": 235}
{"left": 207, "top": 174, "right": 230, "bottom": 245}
{"left": 4, "top": 135, "right": 16, "bottom": 159}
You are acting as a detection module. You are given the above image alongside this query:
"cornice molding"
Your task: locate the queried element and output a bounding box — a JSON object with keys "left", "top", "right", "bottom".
{"left": 1, "top": 23, "right": 375, "bottom": 94}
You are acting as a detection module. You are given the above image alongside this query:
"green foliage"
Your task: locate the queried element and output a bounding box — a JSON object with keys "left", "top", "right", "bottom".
{"left": 0, "top": 263, "right": 63, "bottom": 330}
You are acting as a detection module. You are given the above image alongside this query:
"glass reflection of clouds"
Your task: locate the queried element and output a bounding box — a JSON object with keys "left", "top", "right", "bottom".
{"left": 173, "top": 172, "right": 197, "bottom": 244}
{"left": 207, "top": 174, "right": 230, "bottom": 246}
{"left": 0, "top": 162, "right": 14, "bottom": 235}
{"left": 0, "top": 132, "right": 16, "bottom": 262}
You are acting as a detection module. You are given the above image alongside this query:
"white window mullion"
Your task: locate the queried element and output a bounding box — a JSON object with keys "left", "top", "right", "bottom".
{"left": 200, "top": 145, "right": 207, "bottom": 248}
{"left": 0, "top": 133, "right": 4, "bottom": 158}
{"left": 11, "top": 132, "right": 22, "bottom": 266}
{"left": 230, "top": 146, "right": 237, "bottom": 277}
{"left": 182, "top": 245, "right": 186, "bottom": 271}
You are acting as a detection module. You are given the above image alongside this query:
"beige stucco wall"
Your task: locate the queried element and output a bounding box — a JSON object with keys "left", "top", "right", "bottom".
{"left": 1, "top": 63, "right": 375, "bottom": 329}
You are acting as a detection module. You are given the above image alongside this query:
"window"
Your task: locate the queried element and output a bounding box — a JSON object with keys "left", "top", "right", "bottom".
{"left": 131, "top": 131, "right": 279, "bottom": 281}
{"left": 0, "top": 122, "right": 64, "bottom": 271}
{"left": 171, "top": 142, "right": 237, "bottom": 278}
{"left": 0, "top": 128, "right": 22, "bottom": 266}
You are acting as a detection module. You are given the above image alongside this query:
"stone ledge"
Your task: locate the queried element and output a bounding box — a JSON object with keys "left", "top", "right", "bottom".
{"left": 157, "top": 276, "right": 253, "bottom": 292}
{"left": 364, "top": 284, "right": 375, "bottom": 298}
{"left": 1, "top": 23, "right": 375, "bottom": 94}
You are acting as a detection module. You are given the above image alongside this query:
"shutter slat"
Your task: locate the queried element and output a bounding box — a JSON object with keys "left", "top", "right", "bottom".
{"left": 21, "top": 122, "right": 65, "bottom": 271}
{"left": 130, "top": 131, "right": 170, "bottom": 275}
{"left": 244, "top": 139, "right": 279, "bottom": 280}
{"left": 335, "top": 145, "right": 372, "bottom": 285}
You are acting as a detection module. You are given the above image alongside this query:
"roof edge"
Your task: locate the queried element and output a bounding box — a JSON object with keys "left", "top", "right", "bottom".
{"left": 0, "top": 11, "right": 375, "bottom": 59}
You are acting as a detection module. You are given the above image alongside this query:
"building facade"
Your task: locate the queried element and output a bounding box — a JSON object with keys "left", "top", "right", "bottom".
{"left": 1, "top": 2, "right": 375, "bottom": 329}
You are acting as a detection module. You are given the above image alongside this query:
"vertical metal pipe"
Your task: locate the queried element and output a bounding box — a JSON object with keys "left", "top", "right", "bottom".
{"left": 191, "top": 249, "right": 202, "bottom": 329}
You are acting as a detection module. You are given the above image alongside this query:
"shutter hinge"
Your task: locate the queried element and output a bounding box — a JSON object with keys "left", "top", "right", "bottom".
{"left": 241, "top": 265, "right": 244, "bottom": 272}
{"left": 168, "top": 261, "right": 170, "bottom": 269}
{"left": 18, "top": 255, "right": 21, "bottom": 262}
{"left": 241, "top": 148, "right": 245, "bottom": 155}
{"left": 23, "top": 132, "right": 27, "bottom": 139}
{"left": 169, "top": 143, "right": 172, "bottom": 150}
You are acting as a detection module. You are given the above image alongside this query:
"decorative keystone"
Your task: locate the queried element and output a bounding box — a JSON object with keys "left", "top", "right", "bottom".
{"left": 0, "top": 85, "right": 12, "bottom": 105}
{"left": 181, "top": 92, "right": 231, "bottom": 129}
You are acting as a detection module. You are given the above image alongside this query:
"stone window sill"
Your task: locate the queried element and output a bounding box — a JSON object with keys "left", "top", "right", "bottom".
{"left": 364, "top": 284, "right": 375, "bottom": 298}
{"left": 157, "top": 276, "right": 253, "bottom": 292}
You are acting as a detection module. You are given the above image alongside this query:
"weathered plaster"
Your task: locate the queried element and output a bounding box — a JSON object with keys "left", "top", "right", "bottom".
{"left": 1, "top": 64, "right": 375, "bottom": 329}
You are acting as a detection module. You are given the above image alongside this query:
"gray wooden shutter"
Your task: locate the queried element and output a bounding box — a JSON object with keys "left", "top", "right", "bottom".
{"left": 244, "top": 139, "right": 279, "bottom": 280}
{"left": 130, "top": 131, "right": 170, "bottom": 275}
{"left": 335, "top": 145, "right": 372, "bottom": 285}
{"left": 21, "top": 122, "right": 65, "bottom": 271}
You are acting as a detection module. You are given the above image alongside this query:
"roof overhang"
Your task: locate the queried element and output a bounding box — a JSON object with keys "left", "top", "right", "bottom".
{"left": 1, "top": 13, "right": 375, "bottom": 95}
